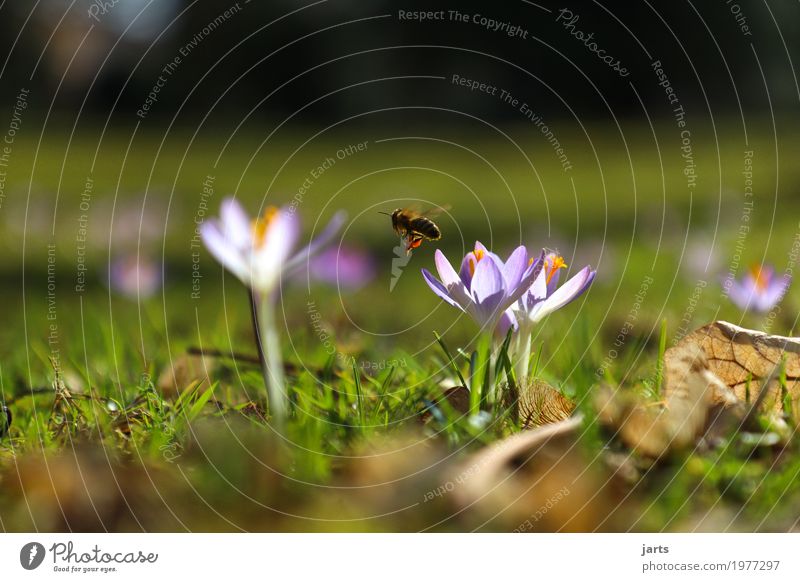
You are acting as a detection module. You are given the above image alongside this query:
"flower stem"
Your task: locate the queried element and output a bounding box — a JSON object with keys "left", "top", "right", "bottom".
{"left": 514, "top": 324, "right": 533, "bottom": 388}
{"left": 256, "top": 295, "right": 287, "bottom": 432}
{"left": 248, "top": 290, "right": 265, "bottom": 366}
{"left": 470, "top": 333, "right": 493, "bottom": 414}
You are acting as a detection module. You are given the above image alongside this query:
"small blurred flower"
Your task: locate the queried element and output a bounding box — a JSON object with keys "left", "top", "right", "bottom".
{"left": 109, "top": 255, "right": 162, "bottom": 299}
{"left": 683, "top": 236, "right": 721, "bottom": 280}
{"left": 201, "top": 197, "right": 345, "bottom": 429}
{"left": 421, "top": 242, "right": 542, "bottom": 332}
{"left": 725, "top": 264, "right": 789, "bottom": 313}
{"left": 305, "top": 246, "right": 376, "bottom": 289}
{"left": 200, "top": 198, "right": 345, "bottom": 295}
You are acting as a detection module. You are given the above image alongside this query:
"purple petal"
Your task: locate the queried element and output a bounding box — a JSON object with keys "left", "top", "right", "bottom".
{"left": 521, "top": 249, "right": 545, "bottom": 289}
{"left": 459, "top": 252, "right": 476, "bottom": 289}
{"left": 474, "top": 240, "right": 504, "bottom": 270}
{"left": 434, "top": 249, "right": 473, "bottom": 307}
{"left": 200, "top": 219, "right": 250, "bottom": 283}
{"left": 529, "top": 267, "right": 595, "bottom": 323}
{"left": 502, "top": 246, "right": 529, "bottom": 297}
{"left": 284, "top": 210, "right": 346, "bottom": 274}
{"left": 219, "top": 197, "right": 252, "bottom": 250}
{"left": 547, "top": 267, "right": 561, "bottom": 296}
{"left": 422, "top": 268, "right": 463, "bottom": 310}
{"left": 260, "top": 209, "right": 301, "bottom": 264}
{"left": 495, "top": 309, "right": 518, "bottom": 338}
{"left": 110, "top": 256, "right": 162, "bottom": 299}
{"left": 726, "top": 276, "right": 758, "bottom": 311}
{"left": 755, "top": 275, "right": 790, "bottom": 312}
{"left": 470, "top": 256, "right": 506, "bottom": 325}
{"left": 435, "top": 248, "right": 461, "bottom": 288}
{"left": 307, "top": 246, "right": 376, "bottom": 289}
{"left": 529, "top": 268, "right": 549, "bottom": 303}
{"left": 542, "top": 252, "right": 563, "bottom": 296}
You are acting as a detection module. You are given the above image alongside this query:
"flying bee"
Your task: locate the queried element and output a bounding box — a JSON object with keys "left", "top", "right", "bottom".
{"left": 380, "top": 205, "right": 447, "bottom": 254}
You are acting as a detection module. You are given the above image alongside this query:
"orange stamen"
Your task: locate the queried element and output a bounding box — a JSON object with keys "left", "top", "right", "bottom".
{"left": 545, "top": 255, "right": 567, "bottom": 284}
{"left": 750, "top": 264, "right": 769, "bottom": 291}
{"left": 252, "top": 207, "right": 279, "bottom": 248}
{"left": 469, "top": 247, "right": 486, "bottom": 277}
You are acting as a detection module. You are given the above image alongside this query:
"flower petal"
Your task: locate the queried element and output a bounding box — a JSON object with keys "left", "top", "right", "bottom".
{"left": 726, "top": 276, "right": 757, "bottom": 311}
{"left": 529, "top": 266, "right": 595, "bottom": 323}
{"left": 470, "top": 255, "right": 506, "bottom": 325}
{"left": 200, "top": 220, "right": 251, "bottom": 284}
{"left": 434, "top": 249, "right": 473, "bottom": 307}
{"left": 306, "top": 246, "right": 376, "bottom": 289}
{"left": 547, "top": 267, "right": 561, "bottom": 296}
{"left": 251, "top": 209, "right": 301, "bottom": 291}
{"left": 495, "top": 308, "right": 518, "bottom": 338}
{"left": 435, "top": 248, "right": 461, "bottom": 288}
{"left": 529, "top": 267, "right": 549, "bottom": 303}
{"left": 284, "top": 210, "right": 346, "bottom": 275}
{"left": 756, "top": 275, "right": 790, "bottom": 312}
{"left": 219, "top": 197, "right": 252, "bottom": 250}
{"left": 474, "top": 241, "right": 504, "bottom": 270}
{"left": 521, "top": 249, "right": 545, "bottom": 290}
{"left": 502, "top": 246, "right": 529, "bottom": 296}
{"left": 459, "top": 252, "right": 476, "bottom": 288}
{"left": 422, "top": 268, "right": 464, "bottom": 310}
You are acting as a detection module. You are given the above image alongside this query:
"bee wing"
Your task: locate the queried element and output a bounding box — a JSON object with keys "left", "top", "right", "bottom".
{"left": 419, "top": 203, "right": 451, "bottom": 219}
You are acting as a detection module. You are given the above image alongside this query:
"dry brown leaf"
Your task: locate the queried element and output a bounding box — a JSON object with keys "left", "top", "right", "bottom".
{"left": 668, "top": 321, "right": 800, "bottom": 418}
{"left": 323, "top": 431, "right": 451, "bottom": 531}
{"left": 450, "top": 416, "right": 628, "bottom": 531}
{"left": 519, "top": 379, "right": 575, "bottom": 428}
{"left": 157, "top": 353, "right": 216, "bottom": 398}
{"left": 0, "top": 447, "right": 173, "bottom": 531}
{"left": 596, "top": 344, "right": 716, "bottom": 457}
{"left": 437, "top": 386, "right": 470, "bottom": 414}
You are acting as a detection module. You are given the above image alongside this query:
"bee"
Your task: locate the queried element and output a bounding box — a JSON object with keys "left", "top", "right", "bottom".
{"left": 380, "top": 205, "right": 447, "bottom": 254}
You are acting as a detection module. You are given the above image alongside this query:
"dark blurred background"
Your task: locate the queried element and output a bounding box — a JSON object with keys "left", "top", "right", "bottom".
{"left": 0, "top": 0, "right": 797, "bottom": 122}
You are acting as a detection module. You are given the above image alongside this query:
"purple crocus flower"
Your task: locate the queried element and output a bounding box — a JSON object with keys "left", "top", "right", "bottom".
{"left": 725, "top": 264, "right": 789, "bottom": 313}
{"left": 507, "top": 253, "right": 596, "bottom": 328}
{"left": 200, "top": 197, "right": 345, "bottom": 430}
{"left": 421, "top": 242, "right": 542, "bottom": 331}
{"left": 109, "top": 255, "right": 162, "bottom": 299}
{"left": 200, "top": 198, "right": 346, "bottom": 295}
{"left": 501, "top": 252, "right": 595, "bottom": 385}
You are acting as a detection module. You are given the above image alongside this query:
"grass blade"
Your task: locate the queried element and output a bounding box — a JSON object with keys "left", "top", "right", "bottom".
{"left": 433, "top": 331, "right": 468, "bottom": 389}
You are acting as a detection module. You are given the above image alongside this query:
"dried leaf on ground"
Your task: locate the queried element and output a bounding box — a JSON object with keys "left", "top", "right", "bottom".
{"left": 451, "top": 416, "right": 628, "bottom": 531}
{"left": 519, "top": 379, "right": 575, "bottom": 428}
{"left": 668, "top": 321, "right": 800, "bottom": 418}
{"left": 157, "top": 353, "right": 217, "bottom": 398}
{"left": 596, "top": 344, "right": 717, "bottom": 457}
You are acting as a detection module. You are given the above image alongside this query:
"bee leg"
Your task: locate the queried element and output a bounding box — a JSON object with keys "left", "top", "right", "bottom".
{"left": 405, "top": 235, "right": 423, "bottom": 254}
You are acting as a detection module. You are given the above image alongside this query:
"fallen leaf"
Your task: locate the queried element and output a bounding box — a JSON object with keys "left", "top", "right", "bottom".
{"left": 157, "top": 353, "right": 216, "bottom": 398}
{"left": 421, "top": 386, "right": 470, "bottom": 423}
{"left": 596, "top": 344, "right": 716, "bottom": 457}
{"left": 450, "top": 416, "right": 629, "bottom": 531}
{"left": 668, "top": 321, "right": 800, "bottom": 418}
{"left": 518, "top": 379, "right": 575, "bottom": 428}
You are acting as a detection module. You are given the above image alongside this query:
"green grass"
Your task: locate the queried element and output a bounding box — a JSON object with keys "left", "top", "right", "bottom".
{"left": 1, "top": 122, "right": 800, "bottom": 531}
